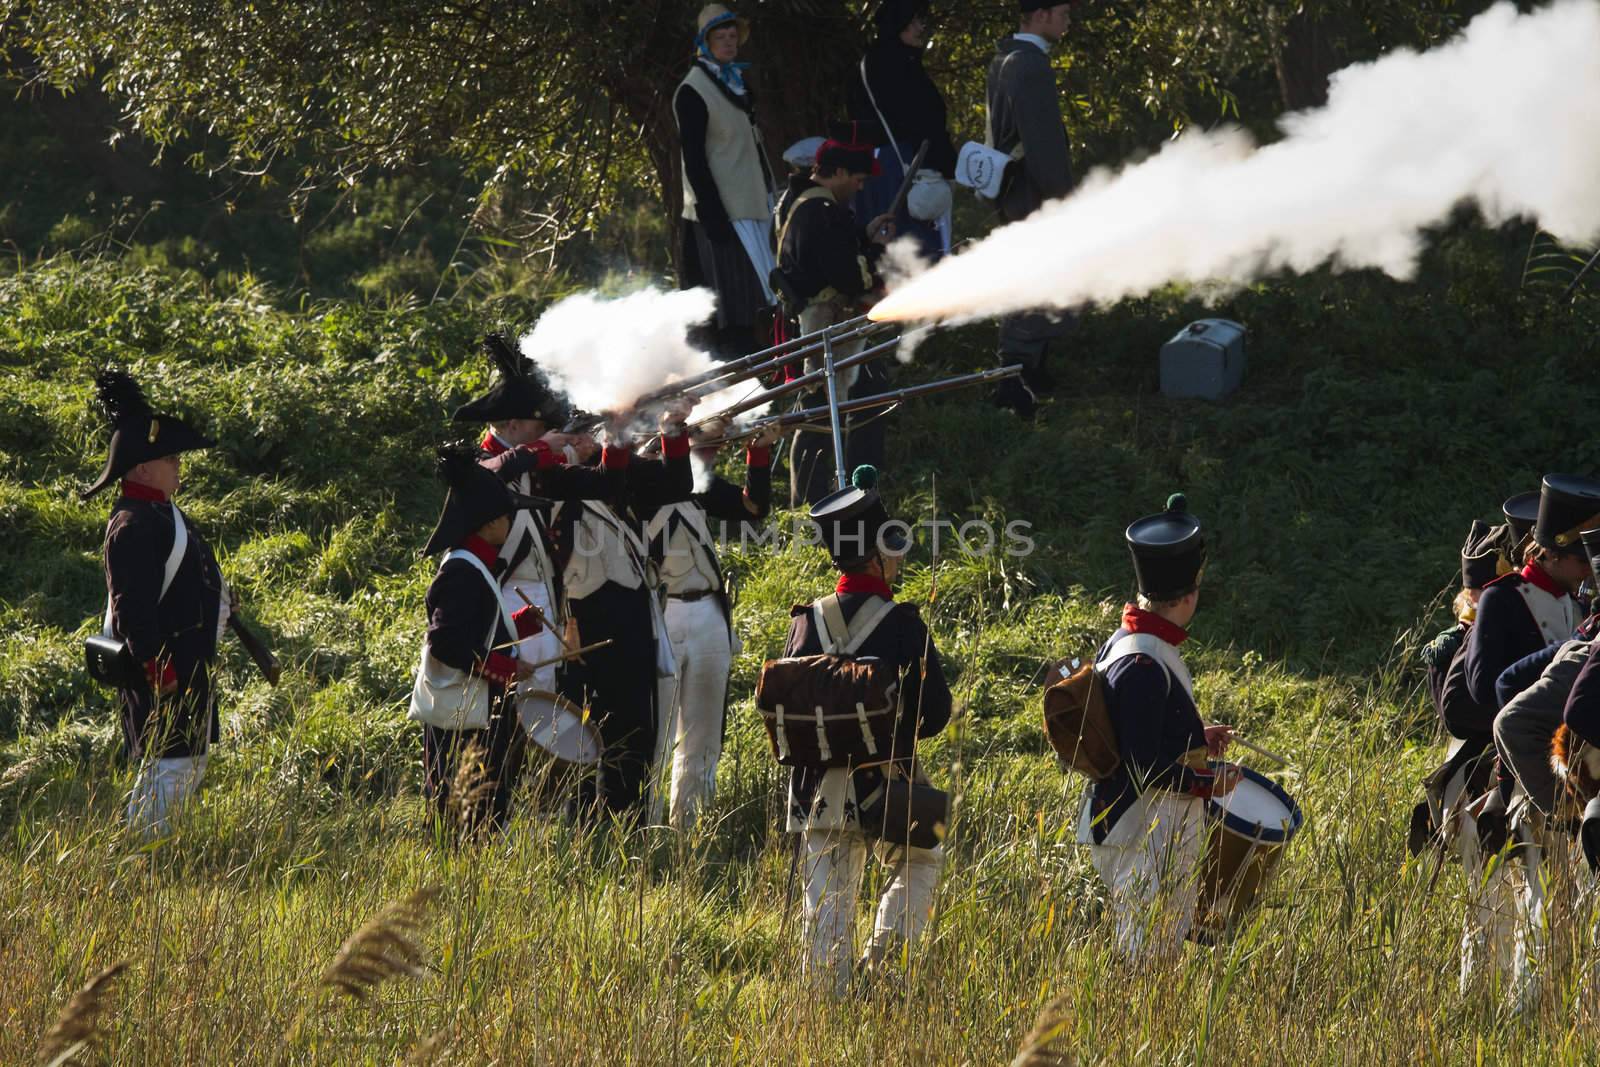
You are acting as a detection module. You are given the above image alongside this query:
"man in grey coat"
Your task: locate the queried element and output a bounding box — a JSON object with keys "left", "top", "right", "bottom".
{"left": 1494, "top": 637, "right": 1597, "bottom": 815}
{"left": 985, "top": 1, "right": 1077, "bottom": 417}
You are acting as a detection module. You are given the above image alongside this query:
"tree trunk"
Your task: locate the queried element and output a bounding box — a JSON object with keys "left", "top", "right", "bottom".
{"left": 1271, "top": 10, "right": 1340, "bottom": 111}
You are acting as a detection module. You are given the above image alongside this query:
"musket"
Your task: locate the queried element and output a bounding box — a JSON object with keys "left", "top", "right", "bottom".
{"left": 1563, "top": 246, "right": 1600, "bottom": 302}
{"left": 690, "top": 365, "right": 1025, "bottom": 449}
{"left": 228, "top": 614, "right": 281, "bottom": 686}
{"left": 882, "top": 140, "right": 930, "bottom": 226}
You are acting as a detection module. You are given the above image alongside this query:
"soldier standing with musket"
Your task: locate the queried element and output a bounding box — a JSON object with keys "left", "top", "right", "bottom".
{"left": 774, "top": 123, "right": 897, "bottom": 506}
{"left": 644, "top": 422, "right": 781, "bottom": 831}
{"left": 84, "top": 370, "right": 231, "bottom": 838}
{"left": 780, "top": 465, "right": 951, "bottom": 994}
{"left": 552, "top": 411, "right": 693, "bottom": 819}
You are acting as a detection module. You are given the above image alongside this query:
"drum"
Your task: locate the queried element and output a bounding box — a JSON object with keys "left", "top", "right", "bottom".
{"left": 1195, "top": 766, "right": 1303, "bottom": 934}
{"left": 517, "top": 688, "right": 601, "bottom": 767}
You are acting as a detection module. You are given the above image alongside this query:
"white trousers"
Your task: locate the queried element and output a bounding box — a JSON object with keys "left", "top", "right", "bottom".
{"left": 800, "top": 829, "right": 942, "bottom": 997}
{"left": 1451, "top": 780, "right": 1545, "bottom": 1009}
{"left": 126, "top": 754, "right": 208, "bottom": 839}
{"left": 652, "top": 596, "right": 732, "bottom": 830}
{"left": 1088, "top": 792, "right": 1206, "bottom": 964}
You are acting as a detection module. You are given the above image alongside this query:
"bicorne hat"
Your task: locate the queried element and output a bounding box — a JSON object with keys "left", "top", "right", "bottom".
{"left": 1460, "top": 519, "right": 1505, "bottom": 591}
{"left": 1533, "top": 474, "right": 1600, "bottom": 552}
{"left": 422, "top": 444, "right": 545, "bottom": 557}
{"left": 816, "top": 120, "right": 884, "bottom": 177}
{"left": 1502, "top": 491, "right": 1540, "bottom": 544}
{"left": 1127, "top": 493, "right": 1206, "bottom": 602}
{"left": 81, "top": 370, "right": 214, "bottom": 500}
{"left": 451, "top": 334, "right": 570, "bottom": 426}
{"left": 810, "top": 465, "right": 908, "bottom": 569}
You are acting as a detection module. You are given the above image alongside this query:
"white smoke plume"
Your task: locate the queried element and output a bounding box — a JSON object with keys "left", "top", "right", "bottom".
{"left": 871, "top": 0, "right": 1600, "bottom": 324}
{"left": 520, "top": 287, "right": 720, "bottom": 417}
{"left": 519, "top": 286, "right": 778, "bottom": 436}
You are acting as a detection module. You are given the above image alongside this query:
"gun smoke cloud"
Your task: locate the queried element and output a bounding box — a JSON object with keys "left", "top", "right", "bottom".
{"left": 871, "top": 0, "right": 1600, "bottom": 325}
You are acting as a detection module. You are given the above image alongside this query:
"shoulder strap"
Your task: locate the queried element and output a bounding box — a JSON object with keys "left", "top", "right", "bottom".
{"left": 1098, "top": 632, "right": 1193, "bottom": 700}
{"left": 444, "top": 548, "right": 517, "bottom": 659}
{"left": 858, "top": 57, "right": 906, "bottom": 171}
{"left": 813, "top": 594, "right": 897, "bottom": 655}
{"left": 777, "top": 186, "right": 834, "bottom": 257}
{"left": 102, "top": 503, "right": 189, "bottom": 638}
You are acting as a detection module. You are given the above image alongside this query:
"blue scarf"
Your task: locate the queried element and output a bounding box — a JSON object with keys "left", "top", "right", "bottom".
{"left": 695, "top": 15, "right": 750, "bottom": 94}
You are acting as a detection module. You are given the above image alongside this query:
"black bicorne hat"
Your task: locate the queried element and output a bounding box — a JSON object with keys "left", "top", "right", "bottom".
{"left": 1127, "top": 493, "right": 1207, "bottom": 602}
{"left": 1502, "top": 491, "right": 1540, "bottom": 544}
{"left": 81, "top": 370, "right": 214, "bottom": 500}
{"left": 422, "top": 444, "right": 544, "bottom": 556}
{"left": 1460, "top": 519, "right": 1505, "bottom": 590}
{"left": 1533, "top": 474, "right": 1600, "bottom": 552}
{"left": 817, "top": 120, "right": 884, "bottom": 177}
{"left": 451, "top": 333, "right": 571, "bottom": 426}
{"left": 809, "top": 465, "right": 907, "bottom": 569}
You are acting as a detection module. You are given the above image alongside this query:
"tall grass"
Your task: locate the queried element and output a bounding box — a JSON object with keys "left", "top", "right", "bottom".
{"left": 2, "top": 241, "right": 1599, "bottom": 1064}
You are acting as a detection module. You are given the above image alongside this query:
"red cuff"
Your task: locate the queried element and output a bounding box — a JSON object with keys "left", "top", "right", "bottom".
{"left": 512, "top": 605, "right": 543, "bottom": 639}
{"left": 144, "top": 658, "right": 177, "bottom": 689}
{"left": 517, "top": 441, "right": 564, "bottom": 470}
{"left": 1188, "top": 768, "right": 1216, "bottom": 800}
{"left": 480, "top": 653, "right": 518, "bottom": 687}
{"left": 661, "top": 431, "right": 690, "bottom": 459}
{"left": 746, "top": 444, "right": 772, "bottom": 468}
{"left": 601, "top": 444, "right": 632, "bottom": 471}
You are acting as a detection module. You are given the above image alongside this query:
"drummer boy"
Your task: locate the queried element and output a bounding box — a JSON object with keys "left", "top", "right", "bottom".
{"left": 1077, "top": 493, "right": 1238, "bottom": 962}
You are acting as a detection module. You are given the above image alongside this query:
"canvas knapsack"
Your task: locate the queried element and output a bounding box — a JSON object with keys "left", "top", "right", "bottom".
{"left": 1042, "top": 633, "right": 1179, "bottom": 780}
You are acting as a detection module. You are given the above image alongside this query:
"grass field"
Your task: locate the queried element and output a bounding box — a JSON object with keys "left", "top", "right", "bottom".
{"left": 4, "top": 241, "right": 1600, "bottom": 1065}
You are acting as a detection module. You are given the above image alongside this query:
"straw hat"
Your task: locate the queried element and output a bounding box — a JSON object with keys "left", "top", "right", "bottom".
{"left": 695, "top": 4, "right": 750, "bottom": 45}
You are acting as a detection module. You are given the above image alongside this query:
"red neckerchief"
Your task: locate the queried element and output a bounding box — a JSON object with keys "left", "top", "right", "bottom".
{"left": 836, "top": 573, "right": 893, "bottom": 599}
{"left": 460, "top": 535, "right": 501, "bottom": 569}
{"left": 479, "top": 432, "right": 508, "bottom": 456}
{"left": 120, "top": 480, "right": 170, "bottom": 503}
{"left": 1121, "top": 603, "right": 1189, "bottom": 646}
{"left": 1521, "top": 562, "right": 1568, "bottom": 598}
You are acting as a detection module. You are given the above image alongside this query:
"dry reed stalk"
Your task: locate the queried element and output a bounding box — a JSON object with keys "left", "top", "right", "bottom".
{"left": 321, "top": 887, "right": 442, "bottom": 1001}
{"left": 1008, "top": 995, "right": 1076, "bottom": 1067}
{"left": 402, "top": 1027, "right": 451, "bottom": 1064}
{"left": 34, "top": 961, "right": 128, "bottom": 1067}
{"left": 446, "top": 740, "right": 493, "bottom": 837}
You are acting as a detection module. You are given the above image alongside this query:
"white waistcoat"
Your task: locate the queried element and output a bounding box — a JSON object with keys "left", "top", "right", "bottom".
{"left": 559, "top": 500, "right": 649, "bottom": 601}
{"left": 647, "top": 502, "right": 722, "bottom": 596}
{"left": 1514, "top": 580, "right": 1578, "bottom": 645}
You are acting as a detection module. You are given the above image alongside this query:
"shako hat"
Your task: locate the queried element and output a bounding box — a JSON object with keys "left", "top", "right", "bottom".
{"left": 82, "top": 369, "right": 214, "bottom": 500}
{"left": 1582, "top": 525, "right": 1600, "bottom": 579}
{"left": 422, "top": 444, "right": 545, "bottom": 557}
{"left": 817, "top": 120, "right": 883, "bottom": 177}
{"left": 809, "top": 465, "right": 907, "bottom": 569}
{"left": 451, "top": 333, "right": 570, "bottom": 426}
{"left": 1502, "top": 491, "right": 1540, "bottom": 544}
{"left": 695, "top": 4, "right": 749, "bottom": 44}
{"left": 1460, "top": 519, "right": 1505, "bottom": 590}
{"left": 1533, "top": 474, "right": 1600, "bottom": 552}
{"left": 1126, "top": 493, "right": 1207, "bottom": 601}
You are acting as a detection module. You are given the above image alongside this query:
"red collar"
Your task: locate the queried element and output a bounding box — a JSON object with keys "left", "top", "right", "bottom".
{"left": 120, "top": 480, "right": 170, "bottom": 504}
{"left": 1122, "top": 604, "right": 1188, "bottom": 646}
{"left": 460, "top": 535, "right": 501, "bottom": 569}
{"left": 836, "top": 573, "right": 893, "bottom": 599}
{"left": 1521, "top": 562, "right": 1569, "bottom": 598}
{"left": 480, "top": 432, "right": 509, "bottom": 456}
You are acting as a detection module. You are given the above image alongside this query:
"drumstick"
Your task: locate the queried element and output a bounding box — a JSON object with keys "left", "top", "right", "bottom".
{"left": 513, "top": 588, "right": 573, "bottom": 651}
{"left": 1229, "top": 735, "right": 1290, "bottom": 768}
{"left": 522, "top": 639, "right": 614, "bottom": 672}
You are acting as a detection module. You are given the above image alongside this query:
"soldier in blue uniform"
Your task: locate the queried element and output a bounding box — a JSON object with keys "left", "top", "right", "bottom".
{"left": 783, "top": 466, "right": 951, "bottom": 994}
{"left": 85, "top": 371, "right": 231, "bottom": 838}
{"left": 1077, "top": 494, "right": 1237, "bottom": 962}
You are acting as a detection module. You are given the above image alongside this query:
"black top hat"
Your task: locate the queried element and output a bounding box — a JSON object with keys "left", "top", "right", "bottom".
{"left": 451, "top": 334, "right": 570, "bottom": 426}
{"left": 809, "top": 465, "right": 907, "bottom": 569}
{"left": 81, "top": 370, "right": 214, "bottom": 500}
{"left": 1126, "top": 493, "right": 1207, "bottom": 602}
{"left": 422, "top": 445, "right": 544, "bottom": 556}
{"left": 1502, "top": 491, "right": 1540, "bottom": 543}
{"left": 1460, "top": 519, "right": 1503, "bottom": 590}
{"left": 1533, "top": 474, "right": 1600, "bottom": 552}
